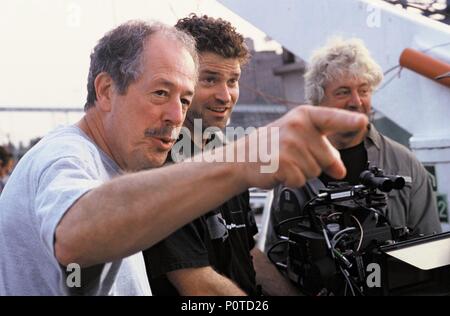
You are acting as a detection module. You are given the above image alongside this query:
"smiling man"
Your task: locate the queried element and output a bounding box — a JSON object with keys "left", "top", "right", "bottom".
{"left": 186, "top": 52, "right": 240, "bottom": 131}
{"left": 144, "top": 15, "right": 300, "bottom": 296}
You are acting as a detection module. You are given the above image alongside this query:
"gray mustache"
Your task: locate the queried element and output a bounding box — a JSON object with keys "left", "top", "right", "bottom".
{"left": 144, "top": 126, "right": 180, "bottom": 141}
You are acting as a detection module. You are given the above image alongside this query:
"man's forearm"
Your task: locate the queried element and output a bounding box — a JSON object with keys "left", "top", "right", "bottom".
{"left": 251, "top": 248, "right": 302, "bottom": 296}
{"left": 168, "top": 266, "right": 247, "bottom": 296}
{"left": 55, "top": 106, "right": 368, "bottom": 267}
{"left": 55, "top": 159, "right": 246, "bottom": 267}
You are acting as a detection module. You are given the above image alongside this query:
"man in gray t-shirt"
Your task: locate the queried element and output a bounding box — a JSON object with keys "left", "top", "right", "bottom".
{"left": 0, "top": 126, "right": 150, "bottom": 295}
{"left": 0, "top": 21, "right": 198, "bottom": 296}
{"left": 0, "top": 21, "right": 369, "bottom": 295}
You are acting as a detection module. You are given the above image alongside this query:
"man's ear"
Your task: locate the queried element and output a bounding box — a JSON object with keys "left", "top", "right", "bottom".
{"left": 94, "top": 72, "right": 114, "bottom": 112}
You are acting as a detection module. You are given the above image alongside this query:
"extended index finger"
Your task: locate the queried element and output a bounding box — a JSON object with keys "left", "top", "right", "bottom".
{"left": 307, "top": 106, "right": 368, "bottom": 136}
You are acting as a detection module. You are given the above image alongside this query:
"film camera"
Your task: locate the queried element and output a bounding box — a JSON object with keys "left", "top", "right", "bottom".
{"left": 269, "top": 167, "right": 450, "bottom": 296}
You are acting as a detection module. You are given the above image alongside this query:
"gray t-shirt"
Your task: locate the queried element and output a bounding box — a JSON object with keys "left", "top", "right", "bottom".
{"left": 0, "top": 125, "right": 152, "bottom": 295}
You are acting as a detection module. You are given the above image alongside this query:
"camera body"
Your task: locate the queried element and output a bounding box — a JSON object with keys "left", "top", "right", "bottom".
{"left": 273, "top": 167, "right": 410, "bottom": 295}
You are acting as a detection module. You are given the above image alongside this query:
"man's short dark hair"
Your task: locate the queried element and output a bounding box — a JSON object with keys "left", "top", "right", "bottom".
{"left": 84, "top": 20, "right": 198, "bottom": 111}
{"left": 175, "top": 14, "right": 250, "bottom": 64}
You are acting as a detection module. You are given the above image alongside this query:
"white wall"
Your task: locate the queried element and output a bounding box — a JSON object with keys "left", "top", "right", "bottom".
{"left": 219, "top": 0, "right": 450, "bottom": 137}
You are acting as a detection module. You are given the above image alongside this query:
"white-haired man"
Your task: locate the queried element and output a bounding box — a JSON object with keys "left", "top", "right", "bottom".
{"left": 266, "top": 38, "right": 441, "bottom": 266}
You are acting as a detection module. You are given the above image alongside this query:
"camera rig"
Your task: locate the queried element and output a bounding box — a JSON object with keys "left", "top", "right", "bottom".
{"left": 269, "top": 167, "right": 413, "bottom": 296}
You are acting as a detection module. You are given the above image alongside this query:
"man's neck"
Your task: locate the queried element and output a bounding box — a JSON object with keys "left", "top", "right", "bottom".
{"left": 77, "top": 109, "right": 118, "bottom": 166}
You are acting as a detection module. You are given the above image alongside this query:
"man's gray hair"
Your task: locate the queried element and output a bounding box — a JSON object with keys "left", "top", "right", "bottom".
{"left": 85, "top": 20, "right": 199, "bottom": 110}
{"left": 304, "top": 37, "right": 383, "bottom": 105}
